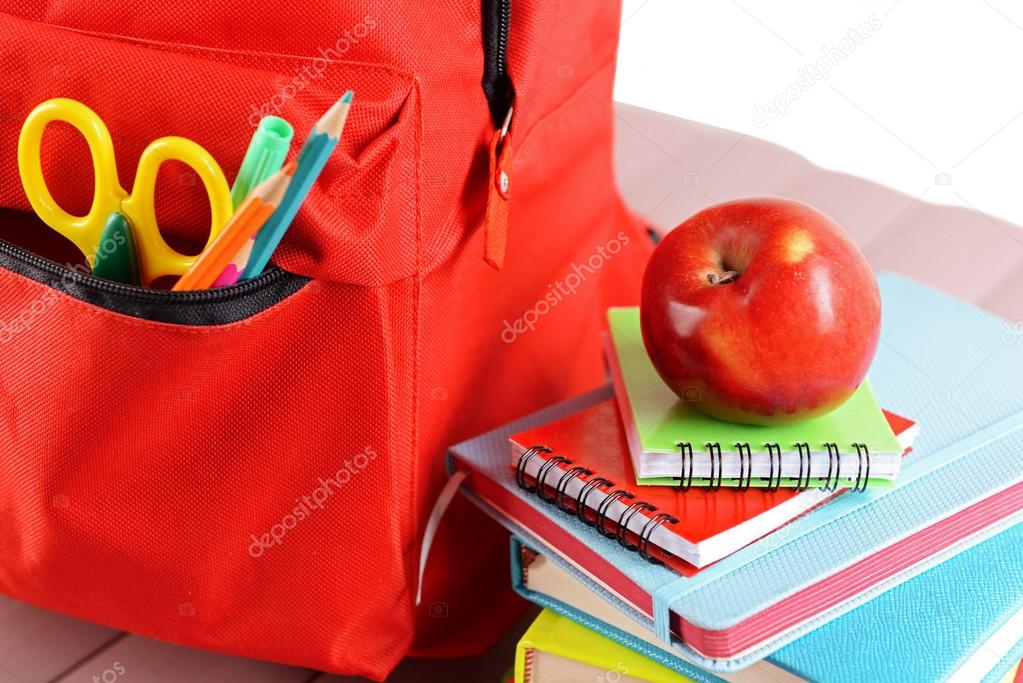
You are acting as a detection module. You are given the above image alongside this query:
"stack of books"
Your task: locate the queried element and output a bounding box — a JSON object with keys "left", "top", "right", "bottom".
{"left": 446, "top": 274, "right": 1023, "bottom": 682}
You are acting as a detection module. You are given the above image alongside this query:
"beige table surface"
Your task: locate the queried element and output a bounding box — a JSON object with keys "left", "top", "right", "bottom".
{"left": 1, "top": 104, "right": 1019, "bottom": 683}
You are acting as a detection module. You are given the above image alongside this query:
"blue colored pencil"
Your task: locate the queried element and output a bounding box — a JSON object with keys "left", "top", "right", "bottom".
{"left": 241, "top": 90, "right": 353, "bottom": 279}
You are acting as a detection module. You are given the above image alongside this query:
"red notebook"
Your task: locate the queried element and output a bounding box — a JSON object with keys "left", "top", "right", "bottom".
{"left": 510, "top": 400, "right": 917, "bottom": 570}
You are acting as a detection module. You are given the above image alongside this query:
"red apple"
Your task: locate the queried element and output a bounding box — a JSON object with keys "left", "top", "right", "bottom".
{"left": 640, "top": 198, "right": 880, "bottom": 426}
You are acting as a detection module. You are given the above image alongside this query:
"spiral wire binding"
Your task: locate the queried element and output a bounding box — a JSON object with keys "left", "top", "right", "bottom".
{"left": 822, "top": 443, "right": 841, "bottom": 491}
{"left": 616, "top": 501, "right": 658, "bottom": 549}
{"left": 794, "top": 442, "right": 812, "bottom": 490}
{"left": 853, "top": 443, "right": 871, "bottom": 492}
{"left": 734, "top": 442, "right": 753, "bottom": 490}
{"left": 765, "top": 443, "right": 782, "bottom": 491}
{"left": 514, "top": 446, "right": 679, "bottom": 560}
{"left": 535, "top": 456, "right": 571, "bottom": 503}
{"left": 658, "top": 439, "right": 873, "bottom": 494}
{"left": 706, "top": 442, "right": 724, "bottom": 490}
{"left": 514, "top": 445, "right": 552, "bottom": 491}
{"left": 555, "top": 466, "right": 592, "bottom": 513}
{"left": 576, "top": 476, "right": 614, "bottom": 525}
{"left": 676, "top": 441, "right": 695, "bottom": 491}
{"left": 638, "top": 512, "right": 679, "bottom": 564}
{"left": 595, "top": 490, "right": 635, "bottom": 538}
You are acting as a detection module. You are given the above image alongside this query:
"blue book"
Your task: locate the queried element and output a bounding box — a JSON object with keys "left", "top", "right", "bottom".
{"left": 512, "top": 525, "right": 1023, "bottom": 683}
{"left": 447, "top": 273, "right": 1023, "bottom": 672}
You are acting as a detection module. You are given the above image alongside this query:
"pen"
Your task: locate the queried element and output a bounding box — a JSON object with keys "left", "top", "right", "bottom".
{"left": 213, "top": 116, "right": 294, "bottom": 287}
{"left": 230, "top": 116, "right": 293, "bottom": 209}
{"left": 240, "top": 90, "right": 353, "bottom": 279}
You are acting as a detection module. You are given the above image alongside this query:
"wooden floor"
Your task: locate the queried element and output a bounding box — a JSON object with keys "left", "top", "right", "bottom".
{"left": 0, "top": 595, "right": 534, "bottom": 682}
{"left": 2, "top": 104, "right": 1021, "bottom": 682}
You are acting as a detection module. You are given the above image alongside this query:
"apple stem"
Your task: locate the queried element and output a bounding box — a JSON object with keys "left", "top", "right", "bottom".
{"left": 708, "top": 270, "right": 740, "bottom": 285}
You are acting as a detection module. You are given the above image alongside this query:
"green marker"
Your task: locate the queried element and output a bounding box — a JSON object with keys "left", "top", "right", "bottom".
{"left": 231, "top": 116, "right": 294, "bottom": 209}
{"left": 92, "top": 212, "right": 140, "bottom": 285}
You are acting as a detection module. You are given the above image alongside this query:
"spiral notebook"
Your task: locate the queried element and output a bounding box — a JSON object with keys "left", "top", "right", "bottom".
{"left": 509, "top": 398, "right": 916, "bottom": 568}
{"left": 605, "top": 307, "right": 907, "bottom": 488}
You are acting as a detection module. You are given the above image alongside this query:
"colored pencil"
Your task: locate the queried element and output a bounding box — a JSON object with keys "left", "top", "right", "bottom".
{"left": 173, "top": 162, "right": 296, "bottom": 291}
{"left": 213, "top": 117, "right": 294, "bottom": 287}
{"left": 240, "top": 90, "right": 353, "bottom": 279}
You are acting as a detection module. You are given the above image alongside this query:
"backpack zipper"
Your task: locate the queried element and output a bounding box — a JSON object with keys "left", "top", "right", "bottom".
{"left": 482, "top": 0, "right": 515, "bottom": 127}
{"left": 0, "top": 238, "right": 283, "bottom": 303}
{"left": 481, "top": 0, "right": 516, "bottom": 268}
{"left": 0, "top": 237, "right": 310, "bottom": 325}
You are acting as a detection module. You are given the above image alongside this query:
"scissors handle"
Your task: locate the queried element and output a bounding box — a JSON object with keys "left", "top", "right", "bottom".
{"left": 17, "top": 98, "right": 126, "bottom": 265}
{"left": 122, "top": 137, "right": 232, "bottom": 285}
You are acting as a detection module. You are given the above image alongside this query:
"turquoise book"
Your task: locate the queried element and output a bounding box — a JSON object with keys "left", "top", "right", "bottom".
{"left": 512, "top": 523, "right": 1023, "bottom": 682}
{"left": 449, "top": 273, "right": 1023, "bottom": 672}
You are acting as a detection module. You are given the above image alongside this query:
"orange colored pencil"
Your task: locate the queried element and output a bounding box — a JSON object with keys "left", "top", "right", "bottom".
{"left": 173, "top": 162, "right": 296, "bottom": 291}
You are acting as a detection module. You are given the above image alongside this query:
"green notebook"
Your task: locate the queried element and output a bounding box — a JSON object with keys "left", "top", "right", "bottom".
{"left": 606, "top": 307, "right": 907, "bottom": 489}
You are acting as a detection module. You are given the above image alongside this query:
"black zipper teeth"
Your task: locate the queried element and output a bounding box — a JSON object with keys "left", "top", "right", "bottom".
{"left": 0, "top": 239, "right": 284, "bottom": 303}
{"left": 482, "top": 0, "right": 514, "bottom": 126}
{"left": 496, "top": 0, "right": 510, "bottom": 79}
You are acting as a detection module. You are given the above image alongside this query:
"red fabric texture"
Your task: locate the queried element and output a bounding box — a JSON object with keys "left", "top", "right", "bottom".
{"left": 0, "top": 2, "right": 652, "bottom": 679}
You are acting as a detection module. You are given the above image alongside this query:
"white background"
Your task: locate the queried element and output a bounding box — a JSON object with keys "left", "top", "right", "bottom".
{"left": 614, "top": 0, "right": 1023, "bottom": 227}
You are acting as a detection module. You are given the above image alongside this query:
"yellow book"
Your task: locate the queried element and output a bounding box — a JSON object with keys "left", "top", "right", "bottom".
{"left": 514, "top": 609, "right": 695, "bottom": 683}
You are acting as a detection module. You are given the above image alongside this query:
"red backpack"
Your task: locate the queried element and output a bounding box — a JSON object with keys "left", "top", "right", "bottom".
{"left": 0, "top": 2, "right": 651, "bottom": 678}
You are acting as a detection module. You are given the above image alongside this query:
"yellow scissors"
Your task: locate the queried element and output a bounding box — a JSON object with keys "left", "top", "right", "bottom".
{"left": 18, "top": 98, "right": 232, "bottom": 286}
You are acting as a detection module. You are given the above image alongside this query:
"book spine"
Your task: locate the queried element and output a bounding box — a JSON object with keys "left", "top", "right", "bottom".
{"left": 514, "top": 446, "right": 677, "bottom": 566}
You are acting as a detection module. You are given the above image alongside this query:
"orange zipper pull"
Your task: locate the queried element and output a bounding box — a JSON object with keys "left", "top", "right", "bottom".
{"left": 484, "top": 107, "right": 514, "bottom": 269}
